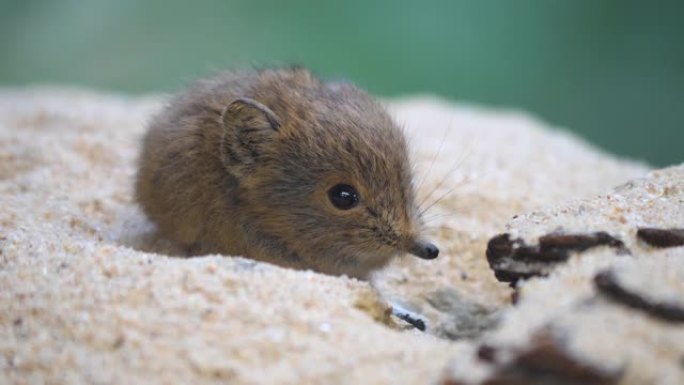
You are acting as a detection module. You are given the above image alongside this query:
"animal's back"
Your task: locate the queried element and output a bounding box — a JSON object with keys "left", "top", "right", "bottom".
{"left": 135, "top": 72, "right": 249, "bottom": 252}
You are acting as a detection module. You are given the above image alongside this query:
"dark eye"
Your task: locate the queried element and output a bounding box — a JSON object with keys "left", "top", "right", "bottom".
{"left": 328, "top": 184, "right": 360, "bottom": 210}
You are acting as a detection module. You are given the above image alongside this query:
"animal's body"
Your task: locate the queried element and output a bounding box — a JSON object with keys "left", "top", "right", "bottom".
{"left": 136, "top": 68, "right": 438, "bottom": 279}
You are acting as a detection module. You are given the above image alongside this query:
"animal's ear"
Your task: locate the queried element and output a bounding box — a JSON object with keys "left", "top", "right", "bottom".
{"left": 220, "top": 97, "right": 281, "bottom": 175}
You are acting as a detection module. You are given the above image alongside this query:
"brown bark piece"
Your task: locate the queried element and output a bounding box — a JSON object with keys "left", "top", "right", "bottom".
{"left": 486, "top": 232, "right": 628, "bottom": 285}
{"left": 443, "top": 332, "right": 622, "bottom": 385}
{"left": 538, "top": 232, "right": 629, "bottom": 255}
{"left": 594, "top": 269, "right": 684, "bottom": 323}
{"left": 637, "top": 228, "right": 684, "bottom": 248}
{"left": 510, "top": 332, "right": 620, "bottom": 384}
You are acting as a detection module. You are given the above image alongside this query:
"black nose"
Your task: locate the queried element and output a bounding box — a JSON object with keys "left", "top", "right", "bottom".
{"left": 410, "top": 241, "right": 439, "bottom": 260}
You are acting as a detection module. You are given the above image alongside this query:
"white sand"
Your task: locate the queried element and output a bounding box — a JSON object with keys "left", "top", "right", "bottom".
{"left": 444, "top": 165, "right": 684, "bottom": 385}
{"left": 1, "top": 87, "right": 669, "bottom": 384}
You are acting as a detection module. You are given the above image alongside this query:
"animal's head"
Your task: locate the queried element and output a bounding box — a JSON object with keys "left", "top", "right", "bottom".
{"left": 219, "top": 69, "right": 438, "bottom": 278}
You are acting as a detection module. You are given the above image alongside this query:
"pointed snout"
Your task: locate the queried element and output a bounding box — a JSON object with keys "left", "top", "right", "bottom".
{"left": 408, "top": 240, "right": 439, "bottom": 260}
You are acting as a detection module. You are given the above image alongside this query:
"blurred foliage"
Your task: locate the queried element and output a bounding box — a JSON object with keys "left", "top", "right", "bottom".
{"left": 1, "top": 0, "right": 682, "bottom": 166}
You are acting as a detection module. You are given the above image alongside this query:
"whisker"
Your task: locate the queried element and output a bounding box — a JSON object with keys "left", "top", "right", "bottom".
{"left": 421, "top": 156, "right": 505, "bottom": 220}
{"left": 418, "top": 176, "right": 474, "bottom": 217}
{"left": 400, "top": 121, "right": 420, "bottom": 176}
{"left": 421, "top": 212, "right": 463, "bottom": 222}
{"left": 416, "top": 144, "right": 475, "bottom": 213}
{"left": 413, "top": 113, "right": 453, "bottom": 199}
{"left": 421, "top": 225, "right": 456, "bottom": 230}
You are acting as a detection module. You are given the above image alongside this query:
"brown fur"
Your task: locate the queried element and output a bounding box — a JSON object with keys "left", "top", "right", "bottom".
{"left": 135, "top": 68, "right": 436, "bottom": 279}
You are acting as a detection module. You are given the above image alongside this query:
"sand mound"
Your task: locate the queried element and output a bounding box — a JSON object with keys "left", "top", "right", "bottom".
{"left": 2, "top": 88, "right": 669, "bottom": 384}
{"left": 444, "top": 165, "right": 684, "bottom": 385}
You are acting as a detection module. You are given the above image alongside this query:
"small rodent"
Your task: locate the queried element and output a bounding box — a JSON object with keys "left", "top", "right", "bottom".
{"left": 135, "top": 67, "right": 438, "bottom": 279}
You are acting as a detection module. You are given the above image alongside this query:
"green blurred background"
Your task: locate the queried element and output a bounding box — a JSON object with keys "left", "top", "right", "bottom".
{"left": 1, "top": 0, "right": 682, "bottom": 166}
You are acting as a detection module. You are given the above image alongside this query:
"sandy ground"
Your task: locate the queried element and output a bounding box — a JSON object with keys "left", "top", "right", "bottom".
{"left": 444, "top": 164, "right": 684, "bottom": 385}
{"left": 2, "top": 88, "right": 679, "bottom": 384}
